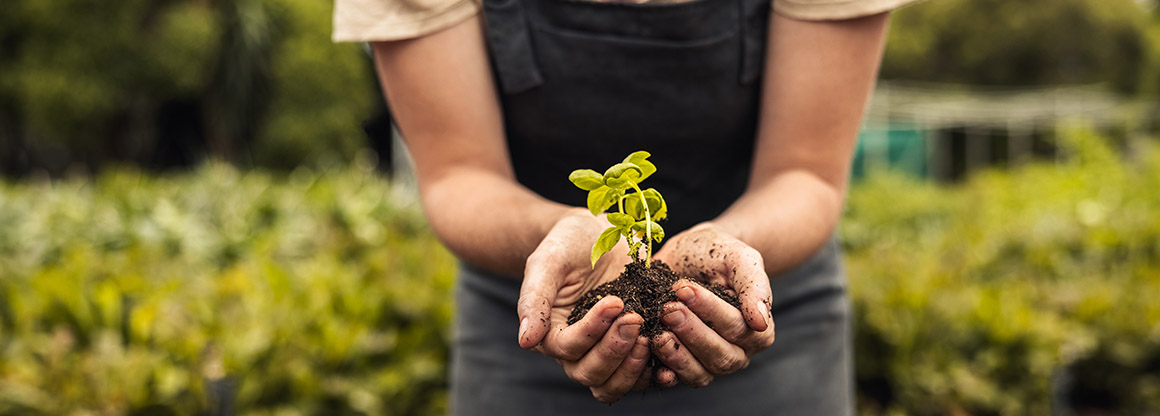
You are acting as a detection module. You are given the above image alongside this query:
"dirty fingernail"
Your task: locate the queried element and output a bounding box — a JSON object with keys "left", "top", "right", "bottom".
{"left": 662, "top": 310, "right": 685, "bottom": 327}
{"left": 619, "top": 324, "right": 640, "bottom": 339}
{"left": 518, "top": 317, "right": 528, "bottom": 340}
{"left": 675, "top": 286, "right": 695, "bottom": 303}
{"left": 659, "top": 337, "right": 674, "bottom": 353}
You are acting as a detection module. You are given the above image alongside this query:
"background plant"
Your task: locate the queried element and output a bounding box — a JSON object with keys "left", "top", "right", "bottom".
{"left": 0, "top": 130, "right": 1157, "bottom": 414}
{"left": 0, "top": 158, "right": 453, "bottom": 415}
{"left": 568, "top": 151, "right": 668, "bottom": 267}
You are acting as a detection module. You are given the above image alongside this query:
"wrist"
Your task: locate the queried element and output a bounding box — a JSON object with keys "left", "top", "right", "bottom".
{"left": 691, "top": 220, "right": 743, "bottom": 241}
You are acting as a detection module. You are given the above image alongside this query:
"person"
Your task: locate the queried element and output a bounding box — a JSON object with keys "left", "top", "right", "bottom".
{"left": 335, "top": 0, "right": 919, "bottom": 413}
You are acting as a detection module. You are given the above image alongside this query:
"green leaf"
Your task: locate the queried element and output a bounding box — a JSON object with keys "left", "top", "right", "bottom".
{"left": 623, "top": 189, "right": 665, "bottom": 221}
{"left": 623, "top": 151, "right": 656, "bottom": 182}
{"left": 632, "top": 220, "right": 665, "bottom": 243}
{"left": 624, "top": 194, "right": 644, "bottom": 221}
{"left": 607, "top": 212, "right": 634, "bottom": 229}
{"left": 569, "top": 169, "right": 605, "bottom": 191}
{"left": 603, "top": 163, "right": 642, "bottom": 189}
{"left": 586, "top": 186, "right": 617, "bottom": 216}
{"left": 591, "top": 227, "right": 621, "bottom": 267}
{"left": 641, "top": 188, "right": 667, "bottom": 221}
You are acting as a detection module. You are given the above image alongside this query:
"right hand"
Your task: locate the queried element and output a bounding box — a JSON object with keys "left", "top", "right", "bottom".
{"left": 517, "top": 210, "right": 652, "bottom": 403}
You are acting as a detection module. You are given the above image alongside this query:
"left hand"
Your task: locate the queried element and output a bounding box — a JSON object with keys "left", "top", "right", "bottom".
{"left": 648, "top": 223, "right": 775, "bottom": 388}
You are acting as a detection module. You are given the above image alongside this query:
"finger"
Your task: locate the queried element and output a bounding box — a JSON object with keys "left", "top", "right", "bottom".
{"left": 672, "top": 279, "right": 749, "bottom": 342}
{"left": 518, "top": 246, "right": 570, "bottom": 349}
{"left": 661, "top": 302, "right": 749, "bottom": 376}
{"left": 632, "top": 363, "right": 653, "bottom": 391}
{"left": 728, "top": 246, "right": 773, "bottom": 332}
{"left": 655, "top": 366, "right": 679, "bottom": 388}
{"left": 589, "top": 335, "right": 650, "bottom": 403}
{"left": 539, "top": 296, "right": 624, "bottom": 361}
{"left": 652, "top": 332, "right": 714, "bottom": 388}
{"left": 564, "top": 313, "right": 643, "bottom": 387}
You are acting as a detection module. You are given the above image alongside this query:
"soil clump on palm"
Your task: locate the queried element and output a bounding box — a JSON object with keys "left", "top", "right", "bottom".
{"left": 567, "top": 260, "right": 741, "bottom": 337}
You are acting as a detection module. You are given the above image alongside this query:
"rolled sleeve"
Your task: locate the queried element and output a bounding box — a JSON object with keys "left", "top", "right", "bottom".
{"left": 773, "top": 0, "right": 925, "bottom": 21}
{"left": 333, "top": 0, "right": 481, "bottom": 42}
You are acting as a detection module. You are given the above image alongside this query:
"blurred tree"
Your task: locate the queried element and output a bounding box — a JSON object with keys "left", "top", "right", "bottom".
{"left": 251, "top": 0, "right": 377, "bottom": 170}
{"left": 0, "top": 0, "right": 377, "bottom": 176}
{"left": 882, "top": 0, "right": 1153, "bottom": 94}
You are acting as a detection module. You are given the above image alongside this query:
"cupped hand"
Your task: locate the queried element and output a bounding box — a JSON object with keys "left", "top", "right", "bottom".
{"left": 517, "top": 210, "right": 652, "bottom": 403}
{"left": 649, "top": 223, "right": 775, "bottom": 388}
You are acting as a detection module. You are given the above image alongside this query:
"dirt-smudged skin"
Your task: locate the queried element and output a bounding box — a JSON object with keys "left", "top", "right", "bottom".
{"left": 567, "top": 260, "right": 741, "bottom": 338}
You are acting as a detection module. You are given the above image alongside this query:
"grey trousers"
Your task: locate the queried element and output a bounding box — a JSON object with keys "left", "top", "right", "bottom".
{"left": 449, "top": 239, "right": 853, "bottom": 415}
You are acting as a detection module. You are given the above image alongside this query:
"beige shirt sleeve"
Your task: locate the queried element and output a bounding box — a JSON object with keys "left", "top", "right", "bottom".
{"left": 773, "top": 0, "right": 924, "bottom": 21}
{"left": 333, "top": 0, "right": 480, "bottom": 42}
{"left": 333, "top": 0, "right": 923, "bottom": 42}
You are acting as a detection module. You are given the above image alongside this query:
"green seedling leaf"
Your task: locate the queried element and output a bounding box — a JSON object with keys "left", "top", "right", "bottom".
{"left": 569, "top": 169, "right": 605, "bottom": 191}
{"left": 586, "top": 186, "right": 617, "bottom": 216}
{"left": 632, "top": 220, "right": 665, "bottom": 243}
{"left": 624, "top": 195, "right": 643, "bottom": 221}
{"left": 570, "top": 150, "right": 668, "bottom": 267}
{"left": 603, "top": 163, "right": 642, "bottom": 189}
{"left": 641, "top": 188, "right": 667, "bottom": 220}
{"left": 607, "top": 212, "right": 635, "bottom": 229}
{"left": 591, "top": 227, "right": 621, "bottom": 267}
{"left": 623, "top": 151, "right": 656, "bottom": 182}
{"left": 623, "top": 188, "right": 665, "bottom": 221}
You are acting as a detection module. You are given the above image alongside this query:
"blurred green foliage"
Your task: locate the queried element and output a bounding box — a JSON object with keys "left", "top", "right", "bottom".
{"left": 844, "top": 128, "right": 1160, "bottom": 414}
{"left": 883, "top": 0, "right": 1155, "bottom": 94}
{"left": 0, "top": 0, "right": 376, "bottom": 172}
{"left": 1, "top": 130, "right": 1157, "bottom": 414}
{"left": 0, "top": 158, "right": 454, "bottom": 415}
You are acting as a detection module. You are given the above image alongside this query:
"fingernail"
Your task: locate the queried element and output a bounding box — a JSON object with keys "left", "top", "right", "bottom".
{"left": 518, "top": 317, "right": 528, "bottom": 340}
{"left": 619, "top": 324, "right": 640, "bottom": 339}
{"left": 675, "top": 286, "right": 695, "bottom": 303}
{"left": 662, "top": 309, "right": 685, "bottom": 327}
{"left": 602, "top": 306, "right": 621, "bottom": 320}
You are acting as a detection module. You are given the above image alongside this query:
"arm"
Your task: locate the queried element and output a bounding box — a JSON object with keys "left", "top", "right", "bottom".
{"left": 373, "top": 16, "right": 650, "bottom": 402}
{"left": 651, "top": 11, "right": 891, "bottom": 387}
{"left": 716, "top": 11, "right": 890, "bottom": 272}
{"left": 372, "top": 17, "right": 568, "bottom": 277}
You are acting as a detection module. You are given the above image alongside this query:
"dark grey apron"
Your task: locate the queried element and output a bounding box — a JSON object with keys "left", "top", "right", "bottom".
{"left": 450, "top": 0, "right": 853, "bottom": 413}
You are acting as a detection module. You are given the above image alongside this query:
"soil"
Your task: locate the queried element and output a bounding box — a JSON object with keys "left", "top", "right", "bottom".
{"left": 566, "top": 259, "right": 741, "bottom": 338}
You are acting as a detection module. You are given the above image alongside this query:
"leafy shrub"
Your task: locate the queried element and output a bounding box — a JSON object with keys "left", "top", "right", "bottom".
{"left": 844, "top": 128, "right": 1160, "bottom": 414}
{"left": 1, "top": 129, "right": 1157, "bottom": 415}
{"left": 0, "top": 160, "right": 454, "bottom": 415}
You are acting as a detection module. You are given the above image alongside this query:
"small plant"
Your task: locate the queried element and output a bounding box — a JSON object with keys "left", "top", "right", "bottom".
{"left": 568, "top": 151, "right": 667, "bottom": 268}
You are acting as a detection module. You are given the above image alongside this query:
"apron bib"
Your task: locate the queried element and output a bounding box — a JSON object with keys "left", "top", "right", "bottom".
{"left": 449, "top": 0, "right": 853, "bottom": 413}
{"left": 485, "top": 0, "right": 767, "bottom": 235}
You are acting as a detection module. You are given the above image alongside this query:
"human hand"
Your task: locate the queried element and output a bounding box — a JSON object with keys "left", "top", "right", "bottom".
{"left": 517, "top": 210, "right": 653, "bottom": 403}
{"left": 649, "top": 223, "right": 775, "bottom": 388}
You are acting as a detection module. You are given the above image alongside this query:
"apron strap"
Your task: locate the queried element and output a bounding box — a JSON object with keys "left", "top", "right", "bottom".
{"left": 739, "top": 0, "right": 770, "bottom": 84}
{"left": 483, "top": 0, "right": 544, "bottom": 94}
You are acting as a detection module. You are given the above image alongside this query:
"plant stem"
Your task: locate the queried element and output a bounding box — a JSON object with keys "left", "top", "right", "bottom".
{"left": 629, "top": 184, "right": 652, "bottom": 267}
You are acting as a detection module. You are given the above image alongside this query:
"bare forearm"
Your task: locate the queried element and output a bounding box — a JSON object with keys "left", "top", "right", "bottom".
{"left": 710, "top": 171, "right": 843, "bottom": 274}
{"left": 420, "top": 168, "right": 580, "bottom": 276}
{"left": 372, "top": 18, "right": 583, "bottom": 277}
{"left": 708, "top": 12, "right": 890, "bottom": 275}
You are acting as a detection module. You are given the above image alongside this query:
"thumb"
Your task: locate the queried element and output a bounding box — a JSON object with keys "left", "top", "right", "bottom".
{"left": 517, "top": 249, "right": 563, "bottom": 349}
{"left": 732, "top": 246, "right": 772, "bottom": 332}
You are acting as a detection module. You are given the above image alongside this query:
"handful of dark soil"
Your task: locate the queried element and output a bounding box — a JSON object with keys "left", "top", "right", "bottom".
{"left": 566, "top": 260, "right": 741, "bottom": 338}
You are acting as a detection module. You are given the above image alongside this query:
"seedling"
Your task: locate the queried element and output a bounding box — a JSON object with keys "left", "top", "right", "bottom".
{"left": 568, "top": 151, "right": 667, "bottom": 268}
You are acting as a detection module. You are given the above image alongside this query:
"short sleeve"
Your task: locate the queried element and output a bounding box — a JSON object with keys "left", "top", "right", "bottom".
{"left": 333, "top": 0, "right": 481, "bottom": 42}
{"left": 773, "top": 0, "right": 924, "bottom": 21}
